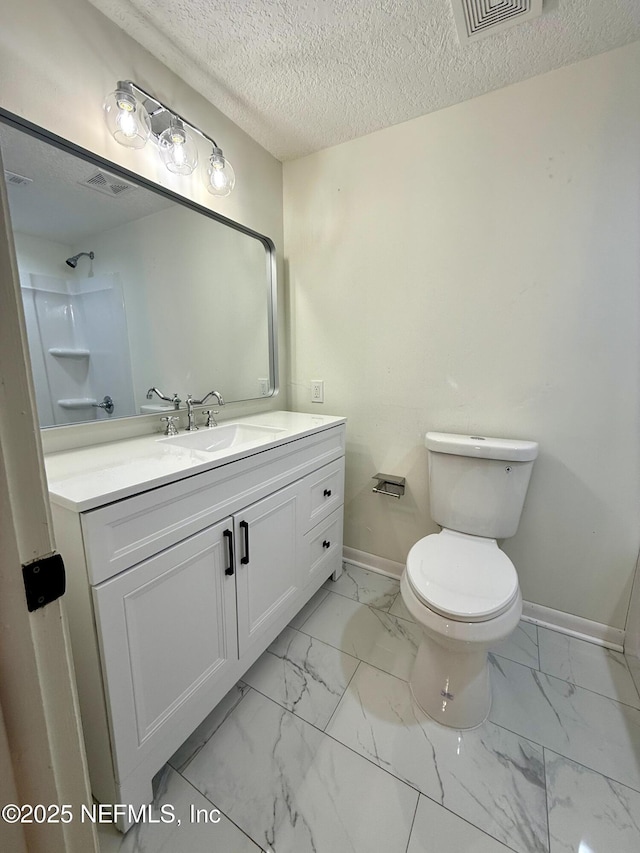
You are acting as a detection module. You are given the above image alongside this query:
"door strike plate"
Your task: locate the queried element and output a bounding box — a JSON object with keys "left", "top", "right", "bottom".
{"left": 22, "top": 553, "right": 66, "bottom": 612}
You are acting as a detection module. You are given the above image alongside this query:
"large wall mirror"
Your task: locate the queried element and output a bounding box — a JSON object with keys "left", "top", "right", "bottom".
{"left": 0, "top": 111, "right": 278, "bottom": 428}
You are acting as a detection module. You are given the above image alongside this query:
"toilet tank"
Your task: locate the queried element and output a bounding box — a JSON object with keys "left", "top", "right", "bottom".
{"left": 426, "top": 432, "right": 538, "bottom": 539}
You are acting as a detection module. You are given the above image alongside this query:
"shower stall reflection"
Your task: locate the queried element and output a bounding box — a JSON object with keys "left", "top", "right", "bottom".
{"left": 20, "top": 268, "right": 135, "bottom": 425}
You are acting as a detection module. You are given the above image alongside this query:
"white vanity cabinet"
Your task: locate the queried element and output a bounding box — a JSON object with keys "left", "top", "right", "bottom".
{"left": 47, "top": 414, "right": 345, "bottom": 828}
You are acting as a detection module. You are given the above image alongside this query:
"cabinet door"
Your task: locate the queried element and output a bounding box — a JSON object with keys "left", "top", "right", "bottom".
{"left": 92, "top": 519, "right": 237, "bottom": 783}
{"left": 235, "top": 481, "right": 299, "bottom": 657}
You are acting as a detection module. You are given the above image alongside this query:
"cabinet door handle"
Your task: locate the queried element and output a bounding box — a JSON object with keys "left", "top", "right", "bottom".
{"left": 323, "top": 539, "right": 331, "bottom": 549}
{"left": 323, "top": 488, "right": 332, "bottom": 497}
{"left": 240, "top": 520, "right": 250, "bottom": 565}
{"left": 223, "top": 529, "right": 234, "bottom": 576}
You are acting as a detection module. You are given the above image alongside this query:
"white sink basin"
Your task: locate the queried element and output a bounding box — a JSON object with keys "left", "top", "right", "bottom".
{"left": 159, "top": 422, "right": 286, "bottom": 453}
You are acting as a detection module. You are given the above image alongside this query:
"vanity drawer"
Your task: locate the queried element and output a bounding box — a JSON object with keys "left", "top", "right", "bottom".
{"left": 300, "top": 457, "right": 345, "bottom": 532}
{"left": 303, "top": 508, "right": 344, "bottom": 584}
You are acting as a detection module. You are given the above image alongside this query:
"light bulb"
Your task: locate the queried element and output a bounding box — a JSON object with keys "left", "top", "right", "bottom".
{"left": 103, "top": 83, "right": 150, "bottom": 149}
{"left": 117, "top": 108, "right": 137, "bottom": 139}
{"left": 173, "top": 143, "right": 187, "bottom": 167}
{"left": 206, "top": 147, "right": 235, "bottom": 198}
{"left": 158, "top": 118, "right": 198, "bottom": 175}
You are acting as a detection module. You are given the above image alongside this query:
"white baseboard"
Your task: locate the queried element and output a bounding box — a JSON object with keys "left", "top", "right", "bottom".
{"left": 343, "top": 547, "right": 625, "bottom": 652}
{"left": 342, "top": 546, "right": 404, "bottom": 579}
{"left": 521, "top": 601, "right": 624, "bottom": 652}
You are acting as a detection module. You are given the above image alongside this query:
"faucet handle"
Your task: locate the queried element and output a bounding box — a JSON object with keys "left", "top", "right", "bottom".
{"left": 202, "top": 410, "right": 219, "bottom": 428}
{"left": 160, "top": 415, "right": 180, "bottom": 436}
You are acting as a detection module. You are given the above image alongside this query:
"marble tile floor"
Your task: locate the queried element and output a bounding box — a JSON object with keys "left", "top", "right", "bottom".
{"left": 99, "top": 564, "right": 640, "bottom": 853}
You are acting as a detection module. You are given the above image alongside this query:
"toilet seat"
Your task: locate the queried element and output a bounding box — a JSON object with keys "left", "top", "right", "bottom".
{"left": 406, "top": 529, "right": 519, "bottom": 623}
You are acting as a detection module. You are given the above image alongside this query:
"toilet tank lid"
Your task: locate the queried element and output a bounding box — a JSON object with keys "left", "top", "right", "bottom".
{"left": 425, "top": 432, "right": 539, "bottom": 462}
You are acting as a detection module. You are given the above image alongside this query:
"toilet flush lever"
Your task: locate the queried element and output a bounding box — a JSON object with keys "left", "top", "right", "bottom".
{"left": 372, "top": 473, "right": 406, "bottom": 499}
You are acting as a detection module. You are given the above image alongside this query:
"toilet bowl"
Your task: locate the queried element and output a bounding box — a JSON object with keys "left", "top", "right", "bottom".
{"left": 402, "top": 530, "right": 522, "bottom": 728}
{"left": 401, "top": 431, "right": 538, "bottom": 729}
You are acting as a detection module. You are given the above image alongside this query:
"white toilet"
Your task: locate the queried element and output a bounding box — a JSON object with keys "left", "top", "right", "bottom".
{"left": 401, "top": 431, "right": 538, "bottom": 729}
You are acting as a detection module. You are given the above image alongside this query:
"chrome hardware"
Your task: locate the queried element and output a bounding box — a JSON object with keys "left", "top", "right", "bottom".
{"left": 160, "top": 415, "right": 180, "bottom": 436}
{"left": 146, "top": 387, "right": 181, "bottom": 409}
{"left": 202, "top": 409, "right": 219, "bottom": 428}
{"left": 185, "top": 390, "right": 225, "bottom": 431}
{"left": 185, "top": 395, "right": 198, "bottom": 431}
{"left": 92, "top": 395, "right": 114, "bottom": 415}
{"left": 372, "top": 473, "right": 405, "bottom": 499}
{"left": 199, "top": 390, "right": 225, "bottom": 407}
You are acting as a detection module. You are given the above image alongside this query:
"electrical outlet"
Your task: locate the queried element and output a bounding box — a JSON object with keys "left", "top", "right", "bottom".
{"left": 258, "top": 379, "right": 269, "bottom": 396}
{"left": 311, "top": 380, "right": 324, "bottom": 403}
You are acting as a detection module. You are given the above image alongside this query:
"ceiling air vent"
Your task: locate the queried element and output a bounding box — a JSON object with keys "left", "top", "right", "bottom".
{"left": 4, "top": 170, "right": 33, "bottom": 188}
{"left": 79, "top": 169, "right": 137, "bottom": 199}
{"left": 451, "top": 0, "right": 543, "bottom": 44}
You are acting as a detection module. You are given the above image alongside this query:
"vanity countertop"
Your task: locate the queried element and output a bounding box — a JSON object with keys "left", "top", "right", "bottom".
{"left": 45, "top": 411, "right": 346, "bottom": 513}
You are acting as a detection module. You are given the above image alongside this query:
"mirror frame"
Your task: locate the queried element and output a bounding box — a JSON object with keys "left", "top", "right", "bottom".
{"left": 0, "top": 106, "right": 279, "bottom": 427}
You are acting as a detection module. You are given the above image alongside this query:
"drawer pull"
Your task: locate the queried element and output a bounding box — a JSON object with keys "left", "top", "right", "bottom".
{"left": 223, "top": 529, "right": 234, "bottom": 576}
{"left": 323, "top": 488, "right": 332, "bottom": 497}
{"left": 322, "top": 539, "right": 331, "bottom": 549}
{"left": 240, "top": 520, "right": 250, "bottom": 565}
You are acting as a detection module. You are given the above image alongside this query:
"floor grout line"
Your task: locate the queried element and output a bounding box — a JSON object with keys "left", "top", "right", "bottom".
{"left": 403, "top": 796, "right": 420, "bottom": 853}
{"left": 175, "top": 765, "right": 264, "bottom": 851}
{"left": 290, "top": 587, "right": 331, "bottom": 630}
{"left": 282, "top": 623, "right": 361, "bottom": 665}
{"left": 322, "top": 658, "right": 363, "bottom": 732}
{"left": 484, "top": 714, "right": 640, "bottom": 797}
{"left": 173, "top": 684, "right": 252, "bottom": 776}
{"left": 542, "top": 747, "right": 552, "bottom": 853}
{"left": 321, "top": 581, "right": 400, "bottom": 612}
{"left": 541, "top": 745, "right": 640, "bottom": 795}
{"left": 491, "top": 651, "right": 640, "bottom": 711}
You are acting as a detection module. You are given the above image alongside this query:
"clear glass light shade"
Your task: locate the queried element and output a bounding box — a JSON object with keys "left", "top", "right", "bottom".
{"left": 158, "top": 121, "right": 198, "bottom": 175}
{"left": 206, "top": 151, "right": 235, "bottom": 198}
{"left": 103, "top": 88, "right": 151, "bottom": 149}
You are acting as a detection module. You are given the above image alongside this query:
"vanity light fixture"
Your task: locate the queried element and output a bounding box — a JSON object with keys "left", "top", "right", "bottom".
{"left": 103, "top": 80, "right": 235, "bottom": 197}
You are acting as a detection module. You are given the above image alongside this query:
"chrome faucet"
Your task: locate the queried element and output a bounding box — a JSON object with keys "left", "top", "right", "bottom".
{"left": 146, "top": 387, "right": 181, "bottom": 410}
{"left": 185, "top": 391, "right": 225, "bottom": 431}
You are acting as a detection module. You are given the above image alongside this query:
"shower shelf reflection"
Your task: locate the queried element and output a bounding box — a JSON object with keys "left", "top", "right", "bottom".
{"left": 48, "top": 347, "right": 91, "bottom": 358}
{"left": 58, "top": 398, "right": 99, "bottom": 410}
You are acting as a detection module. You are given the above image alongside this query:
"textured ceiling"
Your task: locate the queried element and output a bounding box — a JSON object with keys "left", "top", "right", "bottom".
{"left": 89, "top": 0, "right": 640, "bottom": 161}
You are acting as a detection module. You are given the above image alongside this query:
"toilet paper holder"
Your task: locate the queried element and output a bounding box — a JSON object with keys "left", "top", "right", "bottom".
{"left": 372, "top": 473, "right": 406, "bottom": 499}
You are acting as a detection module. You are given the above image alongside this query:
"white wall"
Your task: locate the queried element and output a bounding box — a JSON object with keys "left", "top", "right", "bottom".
{"left": 284, "top": 42, "right": 640, "bottom": 630}
{"left": 12, "top": 232, "right": 73, "bottom": 279}
{"left": 0, "top": 0, "right": 286, "bottom": 430}
{"left": 86, "top": 206, "right": 272, "bottom": 410}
